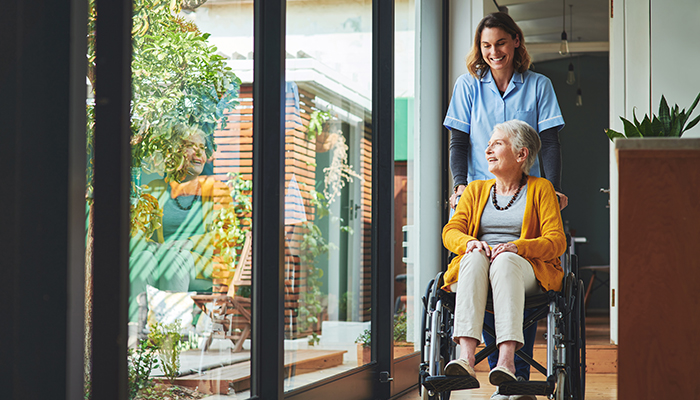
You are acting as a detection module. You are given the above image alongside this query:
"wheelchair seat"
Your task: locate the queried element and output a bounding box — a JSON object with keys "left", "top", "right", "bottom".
{"left": 419, "top": 247, "right": 586, "bottom": 400}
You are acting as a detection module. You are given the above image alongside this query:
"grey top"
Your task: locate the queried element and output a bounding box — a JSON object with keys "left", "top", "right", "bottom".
{"left": 478, "top": 183, "right": 527, "bottom": 246}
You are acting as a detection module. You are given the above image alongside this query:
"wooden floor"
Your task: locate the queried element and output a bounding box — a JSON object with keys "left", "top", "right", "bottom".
{"left": 395, "top": 371, "right": 617, "bottom": 400}
{"left": 397, "top": 311, "right": 616, "bottom": 400}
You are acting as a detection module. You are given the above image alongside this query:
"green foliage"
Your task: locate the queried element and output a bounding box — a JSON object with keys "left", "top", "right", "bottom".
{"left": 393, "top": 311, "right": 407, "bottom": 342}
{"left": 210, "top": 173, "right": 252, "bottom": 266}
{"left": 128, "top": 340, "right": 159, "bottom": 400}
{"left": 355, "top": 328, "right": 371, "bottom": 348}
{"left": 86, "top": 0, "right": 241, "bottom": 193}
{"left": 606, "top": 92, "right": 700, "bottom": 141}
{"left": 148, "top": 321, "right": 183, "bottom": 384}
{"left": 297, "top": 219, "right": 332, "bottom": 345}
{"left": 354, "top": 312, "right": 408, "bottom": 348}
{"left": 306, "top": 110, "right": 331, "bottom": 140}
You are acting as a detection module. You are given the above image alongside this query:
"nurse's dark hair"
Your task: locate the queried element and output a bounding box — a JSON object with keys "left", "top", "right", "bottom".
{"left": 492, "top": 120, "right": 541, "bottom": 173}
{"left": 466, "top": 12, "right": 531, "bottom": 79}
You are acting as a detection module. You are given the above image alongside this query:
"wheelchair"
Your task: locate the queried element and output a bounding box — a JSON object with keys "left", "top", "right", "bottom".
{"left": 419, "top": 240, "right": 586, "bottom": 400}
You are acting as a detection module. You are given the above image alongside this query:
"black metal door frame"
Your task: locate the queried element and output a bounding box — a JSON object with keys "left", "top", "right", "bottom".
{"left": 88, "top": 0, "right": 399, "bottom": 399}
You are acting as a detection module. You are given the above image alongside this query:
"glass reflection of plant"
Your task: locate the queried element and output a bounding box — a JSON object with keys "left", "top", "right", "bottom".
{"left": 304, "top": 109, "right": 363, "bottom": 204}
{"left": 210, "top": 173, "right": 252, "bottom": 280}
{"left": 296, "top": 190, "right": 353, "bottom": 345}
{"left": 86, "top": 0, "right": 241, "bottom": 198}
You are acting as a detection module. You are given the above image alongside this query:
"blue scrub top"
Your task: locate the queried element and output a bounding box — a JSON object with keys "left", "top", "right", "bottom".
{"left": 443, "top": 69, "right": 564, "bottom": 182}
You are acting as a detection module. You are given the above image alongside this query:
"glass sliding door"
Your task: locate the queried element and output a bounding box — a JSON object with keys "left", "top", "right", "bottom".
{"left": 283, "top": 0, "right": 374, "bottom": 391}
{"left": 394, "top": 0, "right": 416, "bottom": 356}
{"left": 125, "top": 1, "right": 254, "bottom": 397}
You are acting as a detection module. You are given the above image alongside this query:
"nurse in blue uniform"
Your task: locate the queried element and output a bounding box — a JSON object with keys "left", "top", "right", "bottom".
{"left": 443, "top": 12, "right": 567, "bottom": 398}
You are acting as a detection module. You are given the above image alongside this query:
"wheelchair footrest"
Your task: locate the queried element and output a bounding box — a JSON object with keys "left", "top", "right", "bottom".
{"left": 497, "top": 380, "right": 553, "bottom": 396}
{"left": 422, "top": 375, "right": 480, "bottom": 392}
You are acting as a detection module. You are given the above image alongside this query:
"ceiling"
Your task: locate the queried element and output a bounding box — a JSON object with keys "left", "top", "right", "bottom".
{"left": 498, "top": 0, "right": 610, "bottom": 62}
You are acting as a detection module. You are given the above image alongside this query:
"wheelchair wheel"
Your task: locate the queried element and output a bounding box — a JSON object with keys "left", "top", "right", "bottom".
{"left": 419, "top": 275, "right": 453, "bottom": 400}
{"left": 568, "top": 279, "right": 586, "bottom": 399}
{"left": 562, "top": 276, "right": 586, "bottom": 400}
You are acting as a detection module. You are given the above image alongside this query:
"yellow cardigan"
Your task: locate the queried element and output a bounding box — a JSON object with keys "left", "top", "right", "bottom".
{"left": 442, "top": 176, "right": 566, "bottom": 292}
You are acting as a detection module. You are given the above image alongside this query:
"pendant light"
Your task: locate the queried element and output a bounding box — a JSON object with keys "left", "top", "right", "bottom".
{"left": 576, "top": 87, "right": 583, "bottom": 107}
{"left": 566, "top": 5, "right": 575, "bottom": 85}
{"left": 576, "top": 58, "right": 583, "bottom": 107}
{"left": 559, "top": 0, "right": 569, "bottom": 56}
{"left": 567, "top": 61, "right": 576, "bottom": 85}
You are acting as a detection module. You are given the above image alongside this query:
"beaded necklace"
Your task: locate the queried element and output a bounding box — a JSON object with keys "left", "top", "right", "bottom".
{"left": 492, "top": 174, "right": 527, "bottom": 211}
{"left": 172, "top": 194, "right": 200, "bottom": 211}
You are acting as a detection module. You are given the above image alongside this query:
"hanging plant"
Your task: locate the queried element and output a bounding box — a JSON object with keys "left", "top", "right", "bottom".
{"left": 323, "top": 134, "right": 363, "bottom": 205}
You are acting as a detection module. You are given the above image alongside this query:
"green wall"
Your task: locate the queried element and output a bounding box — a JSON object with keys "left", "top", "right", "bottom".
{"left": 395, "top": 97, "right": 414, "bottom": 161}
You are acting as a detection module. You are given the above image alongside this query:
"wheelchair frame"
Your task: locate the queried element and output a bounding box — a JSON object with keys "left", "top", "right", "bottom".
{"left": 419, "top": 243, "right": 586, "bottom": 400}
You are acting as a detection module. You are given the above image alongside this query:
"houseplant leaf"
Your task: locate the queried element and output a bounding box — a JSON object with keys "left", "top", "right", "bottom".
{"left": 650, "top": 116, "right": 664, "bottom": 136}
{"left": 639, "top": 115, "right": 653, "bottom": 137}
{"left": 621, "top": 117, "right": 642, "bottom": 137}
{"left": 658, "top": 95, "right": 671, "bottom": 134}
{"left": 605, "top": 128, "right": 625, "bottom": 141}
{"left": 669, "top": 117, "right": 682, "bottom": 137}
{"left": 632, "top": 108, "right": 642, "bottom": 130}
{"left": 685, "top": 115, "right": 700, "bottom": 133}
{"left": 685, "top": 92, "right": 700, "bottom": 121}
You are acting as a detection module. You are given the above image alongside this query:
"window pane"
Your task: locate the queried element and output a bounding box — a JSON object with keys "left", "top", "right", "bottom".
{"left": 127, "top": 1, "right": 253, "bottom": 397}
{"left": 283, "top": 0, "right": 373, "bottom": 390}
{"left": 395, "top": 0, "right": 416, "bottom": 354}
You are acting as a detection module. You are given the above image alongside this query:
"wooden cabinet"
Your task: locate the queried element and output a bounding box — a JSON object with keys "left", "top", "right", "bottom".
{"left": 616, "top": 138, "right": 700, "bottom": 399}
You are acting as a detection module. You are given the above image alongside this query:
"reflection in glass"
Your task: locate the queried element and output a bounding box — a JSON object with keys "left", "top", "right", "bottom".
{"left": 281, "top": 0, "right": 375, "bottom": 391}
{"left": 395, "top": 0, "right": 415, "bottom": 354}
{"left": 122, "top": 0, "right": 253, "bottom": 397}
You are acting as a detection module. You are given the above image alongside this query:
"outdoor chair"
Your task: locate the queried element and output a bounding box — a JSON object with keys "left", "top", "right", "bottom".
{"left": 192, "top": 231, "right": 252, "bottom": 352}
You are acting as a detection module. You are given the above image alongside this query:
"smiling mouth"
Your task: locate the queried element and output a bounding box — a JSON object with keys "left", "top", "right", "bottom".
{"left": 491, "top": 56, "right": 505, "bottom": 62}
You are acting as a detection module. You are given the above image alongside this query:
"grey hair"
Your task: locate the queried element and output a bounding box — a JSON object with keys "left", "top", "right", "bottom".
{"left": 492, "top": 120, "right": 541, "bottom": 173}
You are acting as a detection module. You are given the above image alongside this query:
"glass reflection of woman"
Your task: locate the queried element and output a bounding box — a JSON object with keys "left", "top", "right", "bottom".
{"left": 129, "top": 124, "right": 217, "bottom": 322}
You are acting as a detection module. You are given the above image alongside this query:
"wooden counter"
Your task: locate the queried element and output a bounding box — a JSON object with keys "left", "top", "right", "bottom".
{"left": 616, "top": 138, "right": 700, "bottom": 399}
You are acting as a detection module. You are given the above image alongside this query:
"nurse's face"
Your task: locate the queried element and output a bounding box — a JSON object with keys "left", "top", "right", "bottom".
{"left": 480, "top": 27, "right": 520, "bottom": 73}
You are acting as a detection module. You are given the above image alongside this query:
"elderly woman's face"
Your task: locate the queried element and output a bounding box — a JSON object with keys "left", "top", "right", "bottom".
{"left": 485, "top": 129, "right": 523, "bottom": 177}
{"left": 183, "top": 134, "right": 207, "bottom": 177}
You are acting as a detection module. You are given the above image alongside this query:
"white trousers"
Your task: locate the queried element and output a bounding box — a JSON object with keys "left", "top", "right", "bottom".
{"left": 450, "top": 251, "right": 541, "bottom": 348}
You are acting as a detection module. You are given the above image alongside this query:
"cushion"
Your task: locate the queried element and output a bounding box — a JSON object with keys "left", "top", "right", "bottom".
{"left": 146, "top": 285, "right": 196, "bottom": 332}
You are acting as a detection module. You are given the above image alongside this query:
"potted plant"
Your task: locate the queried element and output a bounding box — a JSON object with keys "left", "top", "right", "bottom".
{"left": 354, "top": 311, "right": 414, "bottom": 365}
{"left": 605, "top": 93, "right": 700, "bottom": 141}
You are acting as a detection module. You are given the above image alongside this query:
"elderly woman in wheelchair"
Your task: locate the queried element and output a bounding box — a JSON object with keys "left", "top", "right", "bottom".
{"left": 441, "top": 119, "right": 566, "bottom": 389}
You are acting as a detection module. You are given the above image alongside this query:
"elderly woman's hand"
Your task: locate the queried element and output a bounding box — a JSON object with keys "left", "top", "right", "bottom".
{"left": 490, "top": 242, "right": 518, "bottom": 261}
{"left": 466, "top": 240, "right": 491, "bottom": 257}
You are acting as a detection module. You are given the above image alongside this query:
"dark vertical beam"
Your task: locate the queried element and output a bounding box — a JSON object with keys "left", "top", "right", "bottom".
{"left": 91, "top": 0, "right": 132, "bottom": 398}
{"left": 441, "top": 0, "right": 450, "bottom": 269}
{"left": 0, "top": 0, "right": 86, "bottom": 398}
{"left": 372, "top": 0, "right": 395, "bottom": 399}
{"left": 67, "top": 0, "right": 89, "bottom": 398}
{"left": 252, "top": 0, "right": 286, "bottom": 399}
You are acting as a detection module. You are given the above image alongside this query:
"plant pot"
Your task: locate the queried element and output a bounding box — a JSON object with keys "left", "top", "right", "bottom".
{"left": 357, "top": 343, "right": 371, "bottom": 366}
{"left": 393, "top": 341, "right": 416, "bottom": 358}
{"left": 356, "top": 342, "right": 416, "bottom": 365}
